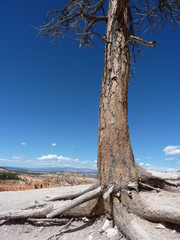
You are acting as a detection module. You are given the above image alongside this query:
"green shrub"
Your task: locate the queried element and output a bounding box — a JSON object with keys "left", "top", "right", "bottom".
{"left": 0, "top": 171, "right": 20, "bottom": 180}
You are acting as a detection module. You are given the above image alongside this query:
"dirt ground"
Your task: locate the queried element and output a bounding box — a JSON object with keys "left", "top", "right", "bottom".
{"left": 0, "top": 185, "right": 179, "bottom": 240}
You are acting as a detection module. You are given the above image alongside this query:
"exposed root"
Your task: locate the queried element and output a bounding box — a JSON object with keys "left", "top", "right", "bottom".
{"left": 113, "top": 198, "right": 151, "bottom": 240}
{"left": 26, "top": 218, "right": 69, "bottom": 226}
{"left": 46, "top": 184, "right": 98, "bottom": 201}
{"left": 0, "top": 204, "right": 53, "bottom": 220}
{"left": 122, "top": 191, "right": 180, "bottom": 225}
{"left": 47, "top": 187, "right": 103, "bottom": 218}
{"left": 103, "top": 185, "right": 114, "bottom": 200}
{"left": 62, "top": 196, "right": 105, "bottom": 218}
{"left": 0, "top": 186, "right": 104, "bottom": 221}
{"left": 136, "top": 164, "right": 180, "bottom": 191}
{"left": 139, "top": 182, "right": 161, "bottom": 192}
{"left": 0, "top": 172, "right": 180, "bottom": 240}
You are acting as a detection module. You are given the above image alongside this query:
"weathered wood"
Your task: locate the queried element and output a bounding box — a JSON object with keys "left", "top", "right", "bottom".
{"left": 149, "top": 171, "right": 180, "bottom": 180}
{"left": 26, "top": 218, "right": 69, "bottom": 226}
{"left": 0, "top": 204, "right": 53, "bottom": 220}
{"left": 46, "top": 184, "right": 98, "bottom": 201}
{"left": 113, "top": 198, "right": 151, "bottom": 240}
{"left": 139, "top": 182, "right": 161, "bottom": 192}
{"left": 97, "top": 0, "right": 137, "bottom": 188}
{"left": 129, "top": 35, "right": 156, "bottom": 47}
{"left": 47, "top": 187, "right": 103, "bottom": 218}
{"left": 103, "top": 185, "right": 114, "bottom": 200}
{"left": 137, "top": 164, "right": 180, "bottom": 191}
{"left": 123, "top": 191, "right": 180, "bottom": 225}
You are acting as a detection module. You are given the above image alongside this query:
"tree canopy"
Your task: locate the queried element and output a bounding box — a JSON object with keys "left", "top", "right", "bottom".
{"left": 38, "top": 0, "right": 180, "bottom": 48}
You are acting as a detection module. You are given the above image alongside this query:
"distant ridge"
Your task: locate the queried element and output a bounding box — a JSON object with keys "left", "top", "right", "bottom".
{"left": 0, "top": 166, "right": 97, "bottom": 178}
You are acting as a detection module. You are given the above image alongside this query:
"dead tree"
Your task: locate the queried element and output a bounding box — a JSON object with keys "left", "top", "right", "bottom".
{"left": 1, "top": 1, "right": 180, "bottom": 239}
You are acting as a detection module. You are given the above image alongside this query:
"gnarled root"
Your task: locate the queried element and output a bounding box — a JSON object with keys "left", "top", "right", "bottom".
{"left": 136, "top": 164, "right": 180, "bottom": 192}
{"left": 0, "top": 204, "right": 53, "bottom": 220}
{"left": 0, "top": 186, "right": 104, "bottom": 221}
{"left": 47, "top": 186, "right": 103, "bottom": 218}
{"left": 113, "top": 198, "right": 151, "bottom": 240}
{"left": 0, "top": 173, "right": 180, "bottom": 240}
{"left": 122, "top": 191, "right": 180, "bottom": 225}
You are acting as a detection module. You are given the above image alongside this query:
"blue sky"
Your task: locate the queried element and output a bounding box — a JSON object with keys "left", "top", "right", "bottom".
{"left": 0, "top": 0, "right": 180, "bottom": 171}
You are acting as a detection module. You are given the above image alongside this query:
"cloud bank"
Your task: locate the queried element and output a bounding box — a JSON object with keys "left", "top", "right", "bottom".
{"left": 163, "top": 146, "right": 180, "bottom": 155}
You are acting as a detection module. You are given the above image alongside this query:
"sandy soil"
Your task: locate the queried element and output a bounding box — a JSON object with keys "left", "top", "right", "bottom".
{"left": 0, "top": 185, "right": 179, "bottom": 240}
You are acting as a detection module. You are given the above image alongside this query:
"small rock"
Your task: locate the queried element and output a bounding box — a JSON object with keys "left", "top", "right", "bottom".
{"left": 102, "top": 219, "right": 111, "bottom": 232}
{"left": 82, "top": 217, "right": 90, "bottom": 222}
{"left": 171, "top": 230, "right": 176, "bottom": 234}
{"left": 88, "top": 234, "right": 93, "bottom": 240}
{"left": 39, "top": 227, "right": 44, "bottom": 232}
{"left": 105, "top": 227, "right": 119, "bottom": 238}
{"left": 155, "top": 223, "right": 165, "bottom": 229}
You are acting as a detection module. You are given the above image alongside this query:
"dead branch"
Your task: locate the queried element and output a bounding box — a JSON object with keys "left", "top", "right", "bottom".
{"left": 47, "top": 218, "right": 73, "bottom": 240}
{"left": 38, "top": 0, "right": 107, "bottom": 46}
{"left": 129, "top": 36, "right": 156, "bottom": 47}
{"left": 26, "top": 218, "right": 69, "bottom": 226}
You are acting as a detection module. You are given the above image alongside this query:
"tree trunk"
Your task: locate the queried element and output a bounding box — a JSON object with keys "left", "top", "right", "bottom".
{"left": 97, "top": 0, "right": 137, "bottom": 188}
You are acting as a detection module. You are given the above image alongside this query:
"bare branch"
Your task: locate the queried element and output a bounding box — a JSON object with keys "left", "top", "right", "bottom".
{"left": 38, "top": 0, "right": 107, "bottom": 46}
{"left": 129, "top": 35, "right": 156, "bottom": 47}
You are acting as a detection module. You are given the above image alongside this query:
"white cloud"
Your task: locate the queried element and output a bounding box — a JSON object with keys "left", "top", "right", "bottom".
{"left": 37, "top": 154, "right": 78, "bottom": 162}
{"left": 21, "top": 142, "right": 26, "bottom": 146}
{"left": 52, "top": 143, "right": 56, "bottom": 147}
{"left": 165, "top": 157, "right": 175, "bottom": 161}
{"left": 135, "top": 158, "right": 141, "bottom": 161}
{"left": 12, "top": 156, "right": 23, "bottom": 160}
{"left": 146, "top": 156, "right": 152, "bottom": 159}
{"left": 37, "top": 154, "right": 58, "bottom": 161}
{"left": 0, "top": 158, "right": 8, "bottom": 162}
{"left": 57, "top": 156, "right": 74, "bottom": 161}
{"left": 163, "top": 146, "right": 180, "bottom": 155}
{"left": 139, "top": 163, "right": 179, "bottom": 172}
{"left": 139, "top": 162, "right": 144, "bottom": 166}
{"left": 36, "top": 154, "right": 97, "bottom": 169}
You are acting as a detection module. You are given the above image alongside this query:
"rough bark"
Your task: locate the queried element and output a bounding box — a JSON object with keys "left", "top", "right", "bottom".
{"left": 97, "top": 0, "right": 137, "bottom": 188}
